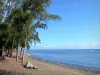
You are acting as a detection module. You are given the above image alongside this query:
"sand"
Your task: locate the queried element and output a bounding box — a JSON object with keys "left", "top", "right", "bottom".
{"left": 0, "top": 53, "right": 99, "bottom": 75}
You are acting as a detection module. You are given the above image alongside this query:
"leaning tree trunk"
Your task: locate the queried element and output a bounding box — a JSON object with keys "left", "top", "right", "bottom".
{"left": 7, "top": 49, "right": 10, "bottom": 56}
{"left": 22, "top": 41, "right": 26, "bottom": 64}
{"left": 16, "top": 44, "right": 19, "bottom": 62}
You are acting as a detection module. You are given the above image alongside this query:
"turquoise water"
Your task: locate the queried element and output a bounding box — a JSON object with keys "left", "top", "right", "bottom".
{"left": 27, "top": 49, "right": 100, "bottom": 72}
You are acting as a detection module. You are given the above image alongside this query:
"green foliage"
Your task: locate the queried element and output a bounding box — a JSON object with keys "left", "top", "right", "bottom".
{"left": 0, "top": 0, "right": 21, "bottom": 21}
{"left": 0, "top": 0, "right": 60, "bottom": 51}
{"left": 0, "top": 23, "right": 10, "bottom": 46}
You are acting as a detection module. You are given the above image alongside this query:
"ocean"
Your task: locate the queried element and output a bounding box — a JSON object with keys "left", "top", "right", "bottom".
{"left": 27, "top": 49, "right": 100, "bottom": 72}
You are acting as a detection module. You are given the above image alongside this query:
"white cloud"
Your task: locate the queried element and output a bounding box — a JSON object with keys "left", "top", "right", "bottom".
{"left": 70, "top": 45, "right": 75, "bottom": 47}
{"left": 91, "top": 44, "right": 100, "bottom": 49}
{"left": 43, "top": 45, "right": 52, "bottom": 48}
{"left": 91, "top": 44, "right": 97, "bottom": 47}
{"left": 66, "top": 44, "right": 100, "bottom": 49}
{"left": 80, "top": 44, "right": 84, "bottom": 47}
{"left": 30, "top": 43, "right": 100, "bottom": 49}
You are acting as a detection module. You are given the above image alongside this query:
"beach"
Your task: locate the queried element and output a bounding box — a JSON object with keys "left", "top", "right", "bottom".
{"left": 0, "top": 53, "right": 99, "bottom": 75}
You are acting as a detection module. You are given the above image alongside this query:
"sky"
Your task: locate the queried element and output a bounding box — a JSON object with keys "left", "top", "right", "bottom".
{"left": 31, "top": 0, "right": 100, "bottom": 49}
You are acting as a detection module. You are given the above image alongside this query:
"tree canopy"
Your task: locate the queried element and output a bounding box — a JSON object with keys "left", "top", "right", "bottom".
{"left": 0, "top": 0, "right": 60, "bottom": 61}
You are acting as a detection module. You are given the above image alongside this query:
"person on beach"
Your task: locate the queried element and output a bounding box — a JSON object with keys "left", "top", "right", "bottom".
{"left": 60, "top": 61, "right": 63, "bottom": 64}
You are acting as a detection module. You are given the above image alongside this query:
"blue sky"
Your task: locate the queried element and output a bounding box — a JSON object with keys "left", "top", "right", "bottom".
{"left": 31, "top": 0, "right": 100, "bottom": 49}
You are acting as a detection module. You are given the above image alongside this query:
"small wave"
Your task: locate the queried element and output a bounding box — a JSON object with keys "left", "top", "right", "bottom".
{"left": 90, "top": 51, "right": 95, "bottom": 52}
{"left": 26, "top": 53, "right": 31, "bottom": 56}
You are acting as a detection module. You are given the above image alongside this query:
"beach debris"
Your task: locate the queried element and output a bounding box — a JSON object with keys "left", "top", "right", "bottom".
{"left": 24, "top": 62, "right": 38, "bottom": 70}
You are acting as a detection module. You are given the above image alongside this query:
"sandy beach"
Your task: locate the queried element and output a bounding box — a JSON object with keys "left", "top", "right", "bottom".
{"left": 0, "top": 53, "right": 99, "bottom": 75}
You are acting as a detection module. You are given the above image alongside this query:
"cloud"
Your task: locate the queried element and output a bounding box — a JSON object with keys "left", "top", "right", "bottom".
{"left": 70, "top": 45, "right": 74, "bottom": 47}
{"left": 30, "top": 43, "right": 100, "bottom": 49}
{"left": 91, "top": 44, "right": 100, "bottom": 49}
{"left": 67, "top": 44, "right": 100, "bottom": 49}
{"left": 80, "top": 44, "right": 84, "bottom": 47}
{"left": 43, "top": 46, "right": 51, "bottom": 48}
{"left": 91, "top": 44, "right": 97, "bottom": 47}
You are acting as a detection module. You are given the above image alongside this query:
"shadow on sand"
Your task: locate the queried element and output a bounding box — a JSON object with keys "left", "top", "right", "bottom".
{"left": 0, "top": 69, "right": 28, "bottom": 75}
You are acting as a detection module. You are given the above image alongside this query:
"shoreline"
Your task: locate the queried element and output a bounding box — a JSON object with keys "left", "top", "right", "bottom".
{"left": 0, "top": 52, "right": 99, "bottom": 75}
{"left": 25, "top": 53, "right": 100, "bottom": 75}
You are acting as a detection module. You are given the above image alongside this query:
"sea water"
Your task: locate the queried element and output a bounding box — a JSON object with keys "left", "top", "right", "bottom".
{"left": 27, "top": 49, "right": 100, "bottom": 72}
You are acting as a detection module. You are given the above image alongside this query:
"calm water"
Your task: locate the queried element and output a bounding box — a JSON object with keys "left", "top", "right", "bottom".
{"left": 27, "top": 49, "right": 100, "bottom": 72}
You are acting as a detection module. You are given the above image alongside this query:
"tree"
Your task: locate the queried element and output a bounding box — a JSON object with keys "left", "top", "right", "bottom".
{"left": 0, "top": 0, "right": 60, "bottom": 63}
{"left": 0, "top": 0, "right": 21, "bottom": 58}
{"left": 0, "top": 23, "right": 9, "bottom": 58}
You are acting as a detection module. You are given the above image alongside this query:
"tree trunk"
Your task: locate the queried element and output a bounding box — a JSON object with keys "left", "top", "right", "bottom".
{"left": 2, "top": 45, "right": 4, "bottom": 59}
{"left": 20, "top": 47, "right": 23, "bottom": 59}
{"left": 7, "top": 49, "right": 10, "bottom": 56}
{"left": 22, "top": 41, "right": 26, "bottom": 64}
{"left": 10, "top": 49, "right": 12, "bottom": 57}
{"left": 10, "top": 36, "right": 14, "bottom": 57}
{"left": 16, "top": 44, "right": 19, "bottom": 62}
